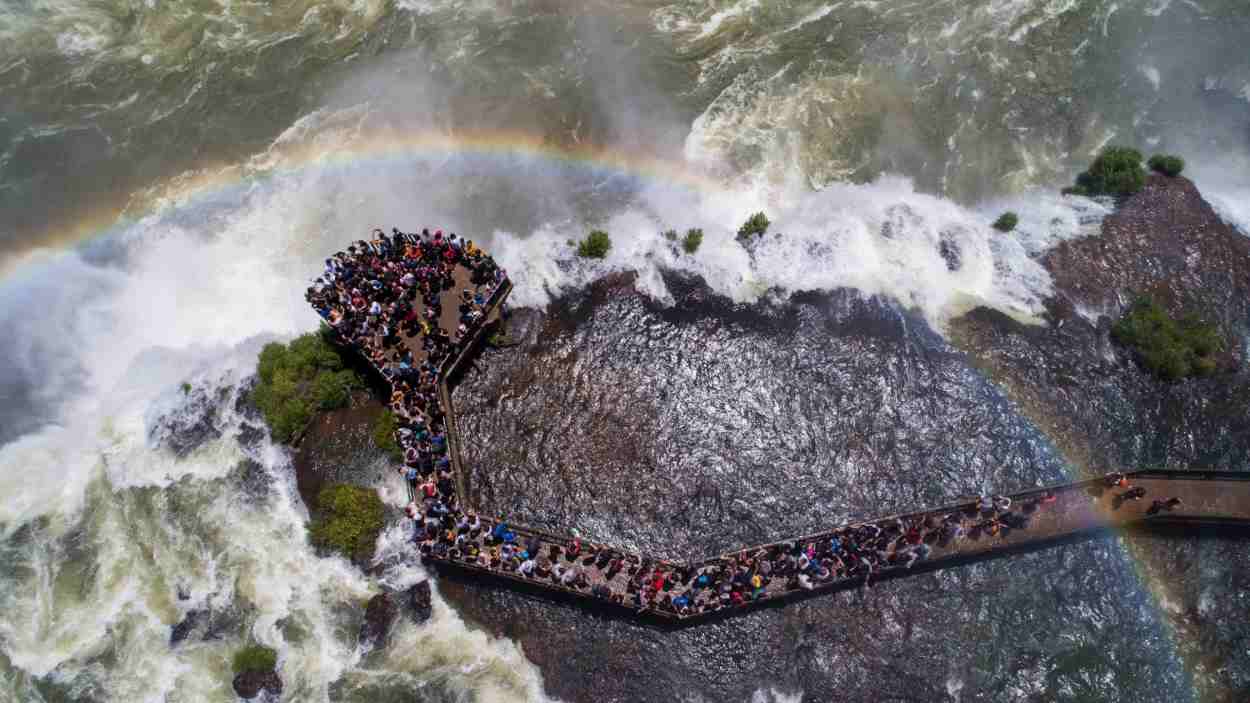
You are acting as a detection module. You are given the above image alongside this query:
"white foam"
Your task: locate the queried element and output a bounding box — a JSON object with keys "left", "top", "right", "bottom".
{"left": 695, "top": 0, "right": 761, "bottom": 40}
{"left": 0, "top": 144, "right": 563, "bottom": 701}
{"left": 55, "top": 26, "right": 107, "bottom": 56}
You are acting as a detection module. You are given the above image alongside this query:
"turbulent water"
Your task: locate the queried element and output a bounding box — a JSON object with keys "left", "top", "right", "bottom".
{"left": 1, "top": 0, "right": 1249, "bottom": 701}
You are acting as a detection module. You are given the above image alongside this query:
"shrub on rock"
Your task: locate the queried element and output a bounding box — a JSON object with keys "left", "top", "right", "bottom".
{"left": 682, "top": 228, "right": 704, "bottom": 254}
{"left": 232, "top": 644, "right": 278, "bottom": 676}
{"left": 372, "top": 409, "right": 403, "bottom": 461}
{"left": 1148, "top": 154, "right": 1185, "bottom": 178}
{"left": 1110, "top": 298, "right": 1223, "bottom": 381}
{"left": 309, "top": 484, "right": 385, "bottom": 563}
{"left": 576, "top": 230, "right": 612, "bottom": 259}
{"left": 992, "top": 212, "right": 1019, "bottom": 233}
{"left": 736, "top": 212, "right": 770, "bottom": 242}
{"left": 1063, "top": 146, "right": 1145, "bottom": 198}
{"left": 252, "top": 331, "right": 361, "bottom": 442}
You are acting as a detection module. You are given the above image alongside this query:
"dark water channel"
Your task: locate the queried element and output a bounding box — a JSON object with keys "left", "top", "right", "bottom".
{"left": 448, "top": 272, "right": 1198, "bottom": 702}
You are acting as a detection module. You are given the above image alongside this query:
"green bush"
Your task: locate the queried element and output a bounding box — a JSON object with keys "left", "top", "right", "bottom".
{"left": 252, "top": 332, "right": 361, "bottom": 443}
{"left": 992, "top": 212, "right": 1019, "bottom": 233}
{"left": 1063, "top": 146, "right": 1145, "bottom": 198}
{"left": 309, "top": 484, "right": 385, "bottom": 563}
{"left": 232, "top": 644, "right": 278, "bottom": 675}
{"left": 576, "top": 230, "right": 612, "bottom": 259}
{"left": 372, "top": 410, "right": 403, "bottom": 462}
{"left": 180, "top": 382, "right": 192, "bottom": 395}
{"left": 312, "top": 369, "right": 360, "bottom": 410}
{"left": 1111, "top": 298, "right": 1223, "bottom": 381}
{"left": 661, "top": 229, "right": 678, "bottom": 241}
{"left": 736, "top": 212, "right": 770, "bottom": 242}
{"left": 1148, "top": 154, "right": 1185, "bottom": 178}
{"left": 681, "top": 228, "right": 704, "bottom": 254}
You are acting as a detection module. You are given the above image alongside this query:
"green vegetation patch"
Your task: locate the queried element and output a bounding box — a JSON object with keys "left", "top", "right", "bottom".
{"left": 1063, "top": 146, "right": 1145, "bottom": 198}
{"left": 232, "top": 644, "right": 278, "bottom": 675}
{"left": 576, "top": 230, "right": 612, "bottom": 259}
{"left": 252, "top": 332, "right": 362, "bottom": 443}
{"left": 1148, "top": 154, "right": 1185, "bottom": 178}
{"left": 1111, "top": 298, "right": 1223, "bottom": 381}
{"left": 309, "top": 484, "right": 386, "bottom": 563}
{"left": 736, "top": 212, "right": 770, "bottom": 242}
{"left": 681, "top": 228, "right": 704, "bottom": 254}
{"left": 372, "top": 409, "right": 403, "bottom": 462}
{"left": 992, "top": 212, "right": 1019, "bottom": 233}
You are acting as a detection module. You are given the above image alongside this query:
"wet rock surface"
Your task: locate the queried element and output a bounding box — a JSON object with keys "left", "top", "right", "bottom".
{"left": 406, "top": 580, "right": 432, "bottom": 624}
{"left": 231, "top": 670, "right": 282, "bottom": 700}
{"left": 443, "top": 276, "right": 1187, "bottom": 701}
{"left": 1044, "top": 174, "right": 1250, "bottom": 343}
{"left": 458, "top": 273, "right": 1068, "bottom": 561}
{"left": 291, "top": 391, "right": 391, "bottom": 510}
{"left": 147, "top": 384, "right": 230, "bottom": 457}
{"left": 359, "top": 592, "right": 399, "bottom": 650}
{"left": 170, "top": 600, "right": 251, "bottom": 646}
{"left": 435, "top": 180, "right": 1250, "bottom": 702}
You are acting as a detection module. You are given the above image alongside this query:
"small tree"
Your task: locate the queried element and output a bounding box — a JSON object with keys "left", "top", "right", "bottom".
{"left": 251, "top": 332, "right": 361, "bottom": 443}
{"left": 1148, "top": 154, "right": 1185, "bottom": 178}
{"left": 681, "top": 228, "right": 704, "bottom": 254}
{"left": 1063, "top": 146, "right": 1145, "bottom": 198}
{"left": 233, "top": 645, "right": 278, "bottom": 675}
{"left": 992, "top": 212, "right": 1019, "bottom": 233}
{"left": 372, "top": 410, "right": 403, "bottom": 462}
{"left": 576, "top": 230, "right": 612, "bottom": 259}
{"left": 1110, "top": 298, "right": 1223, "bottom": 381}
{"left": 312, "top": 369, "right": 359, "bottom": 410}
{"left": 736, "top": 212, "right": 770, "bottom": 242}
{"left": 661, "top": 229, "right": 678, "bottom": 241}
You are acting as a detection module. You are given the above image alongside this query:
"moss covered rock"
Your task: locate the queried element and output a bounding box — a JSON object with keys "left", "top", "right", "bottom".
{"left": 309, "top": 484, "right": 385, "bottom": 563}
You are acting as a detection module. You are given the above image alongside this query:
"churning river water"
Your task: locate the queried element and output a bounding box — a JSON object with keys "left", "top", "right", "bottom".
{"left": 1, "top": 1, "right": 1249, "bottom": 701}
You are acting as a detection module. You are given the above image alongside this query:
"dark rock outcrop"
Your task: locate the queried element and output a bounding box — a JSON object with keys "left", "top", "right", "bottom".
{"left": 406, "top": 581, "right": 432, "bottom": 624}
{"left": 170, "top": 610, "right": 207, "bottom": 646}
{"left": 956, "top": 174, "right": 1250, "bottom": 477}
{"left": 231, "top": 459, "right": 270, "bottom": 503}
{"left": 147, "top": 385, "right": 228, "bottom": 457}
{"left": 1043, "top": 174, "right": 1250, "bottom": 345}
{"left": 359, "top": 592, "right": 399, "bottom": 650}
{"left": 170, "top": 604, "right": 249, "bottom": 646}
{"left": 291, "top": 391, "right": 391, "bottom": 511}
{"left": 232, "top": 670, "right": 282, "bottom": 700}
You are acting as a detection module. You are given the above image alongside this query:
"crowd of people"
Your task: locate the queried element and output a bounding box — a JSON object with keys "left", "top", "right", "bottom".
{"left": 307, "top": 233, "right": 1175, "bottom": 620}
{"left": 305, "top": 226, "right": 505, "bottom": 527}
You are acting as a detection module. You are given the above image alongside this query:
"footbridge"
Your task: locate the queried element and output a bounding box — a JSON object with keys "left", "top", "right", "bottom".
{"left": 310, "top": 231, "right": 1250, "bottom": 625}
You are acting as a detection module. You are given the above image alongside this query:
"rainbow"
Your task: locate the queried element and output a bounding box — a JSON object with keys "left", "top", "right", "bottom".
{"left": 0, "top": 127, "right": 728, "bottom": 276}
